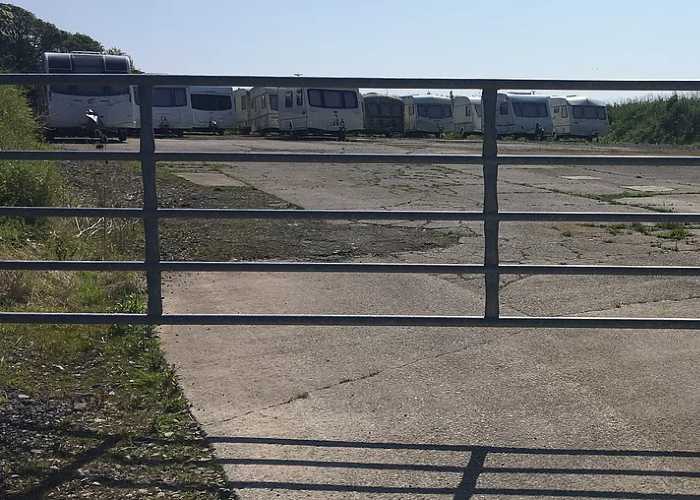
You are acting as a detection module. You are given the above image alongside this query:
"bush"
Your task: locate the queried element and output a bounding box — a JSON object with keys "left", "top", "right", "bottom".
{"left": 0, "top": 85, "right": 59, "bottom": 208}
{"left": 606, "top": 94, "right": 700, "bottom": 145}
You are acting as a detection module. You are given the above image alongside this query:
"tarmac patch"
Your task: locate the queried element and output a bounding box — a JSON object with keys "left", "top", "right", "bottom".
{"left": 173, "top": 172, "right": 247, "bottom": 187}
{"left": 621, "top": 185, "right": 675, "bottom": 192}
{"left": 561, "top": 175, "right": 601, "bottom": 180}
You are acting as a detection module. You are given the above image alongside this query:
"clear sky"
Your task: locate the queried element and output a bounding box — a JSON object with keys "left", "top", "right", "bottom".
{"left": 10, "top": 0, "right": 700, "bottom": 101}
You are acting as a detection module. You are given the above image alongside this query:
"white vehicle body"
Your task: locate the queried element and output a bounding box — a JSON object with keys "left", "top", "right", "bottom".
{"left": 471, "top": 97, "right": 483, "bottom": 133}
{"left": 249, "top": 87, "right": 280, "bottom": 134}
{"left": 495, "top": 93, "right": 553, "bottom": 137}
{"left": 278, "top": 87, "right": 363, "bottom": 135}
{"left": 135, "top": 86, "right": 193, "bottom": 134}
{"left": 550, "top": 96, "right": 609, "bottom": 138}
{"left": 452, "top": 96, "right": 477, "bottom": 135}
{"left": 190, "top": 86, "right": 234, "bottom": 133}
{"left": 232, "top": 88, "right": 251, "bottom": 133}
{"left": 39, "top": 52, "right": 136, "bottom": 139}
{"left": 402, "top": 96, "right": 455, "bottom": 135}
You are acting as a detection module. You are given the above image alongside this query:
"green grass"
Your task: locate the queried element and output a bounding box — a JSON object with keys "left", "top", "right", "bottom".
{"left": 0, "top": 79, "right": 231, "bottom": 499}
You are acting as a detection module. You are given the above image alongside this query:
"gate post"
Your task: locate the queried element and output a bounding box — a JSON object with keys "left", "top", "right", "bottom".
{"left": 481, "top": 87, "right": 500, "bottom": 320}
{"left": 138, "top": 83, "right": 163, "bottom": 320}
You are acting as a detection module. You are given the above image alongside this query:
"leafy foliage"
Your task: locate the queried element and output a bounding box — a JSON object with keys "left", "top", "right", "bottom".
{"left": 606, "top": 94, "right": 700, "bottom": 145}
{"left": 0, "top": 3, "right": 103, "bottom": 72}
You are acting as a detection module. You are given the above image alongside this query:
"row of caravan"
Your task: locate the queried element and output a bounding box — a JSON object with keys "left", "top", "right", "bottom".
{"left": 39, "top": 52, "right": 609, "bottom": 140}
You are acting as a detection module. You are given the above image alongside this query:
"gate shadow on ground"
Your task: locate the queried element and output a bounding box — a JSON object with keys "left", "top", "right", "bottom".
{"left": 4, "top": 421, "right": 699, "bottom": 499}
{"left": 208, "top": 436, "right": 700, "bottom": 499}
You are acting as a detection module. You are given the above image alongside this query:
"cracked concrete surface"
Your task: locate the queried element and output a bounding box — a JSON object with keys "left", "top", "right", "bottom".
{"left": 146, "top": 137, "right": 700, "bottom": 499}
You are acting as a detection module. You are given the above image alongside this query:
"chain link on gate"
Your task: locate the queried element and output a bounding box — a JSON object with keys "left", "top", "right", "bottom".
{"left": 1, "top": 73, "right": 700, "bottom": 328}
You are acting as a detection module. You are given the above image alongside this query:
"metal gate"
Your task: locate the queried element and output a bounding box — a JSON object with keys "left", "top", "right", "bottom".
{"left": 1, "top": 73, "right": 699, "bottom": 328}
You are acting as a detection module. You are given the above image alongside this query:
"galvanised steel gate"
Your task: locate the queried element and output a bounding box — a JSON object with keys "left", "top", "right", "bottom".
{"left": 1, "top": 74, "right": 700, "bottom": 329}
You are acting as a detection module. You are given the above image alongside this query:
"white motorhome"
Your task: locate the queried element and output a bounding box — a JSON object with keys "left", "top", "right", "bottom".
{"left": 135, "top": 86, "right": 193, "bottom": 136}
{"left": 38, "top": 52, "right": 136, "bottom": 141}
{"left": 278, "top": 87, "right": 363, "bottom": 137}
{"left": 550, "top": 96, "right": 609, "bottom": 139}
{"left": 249, "top": 87, "right": 280, "bottom": 134}
{"left": 189, "top": 86, "right": 234, "bottom": 134}
{"left": 402, "top": 95, "right": 455, "bottom": 136}
{"left": 495, "top": 92, "right": 553, "bottom": 138}
{"left": 452, "top": 95, "right": 478, "bottom": 136}
{"left": 232, "top": 88, "right": 251, "bottom": 133}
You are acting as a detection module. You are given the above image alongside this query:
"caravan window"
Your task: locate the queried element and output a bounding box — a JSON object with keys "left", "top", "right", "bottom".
{"left": 70, "top": 54, "right": 104, "bottom": 73}
{"left": 284, "top": 91, "right": 293, "bottom": 108}
{"left": 512, "top": 101, "right": 548, "bottom": 118}
{"left": 475, "top": 104, "right": 482, "bottom": 117}
{"left": 51, "top": 84, "right": 129, "bottom": 97}
{"left": 573, "top": 106, "right": 606, "bottom": 120}
{"left": 296, "top": 89, "right": 303, "bottom": 106}
{"left": 191, "top": 93, "right": 232, "bottom": 111}
{"left": 307, "top": 89, "right": 358, "bottom": 109}
{"left": 499, "top": 102, "right": 509, "bottom": 115}
{"left": 465, "top": 105, "right": 471, "bottom": 116}
{"left": 417, "top": 103, "right": 452, "bottom": 119}
{"left": 561, "top": 106, "right": 568, "bottom": 118}
{"left": 269, "top": 94, "right": 278, "bottom": 111}
{"left": 153, "top": 88, "right": 188, "bottom": 107}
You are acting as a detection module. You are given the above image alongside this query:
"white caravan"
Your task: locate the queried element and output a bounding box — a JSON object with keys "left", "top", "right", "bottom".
{"left": 232, "top": 88, "right": 251, "bottom": 133}
{"left": 135, "top": 86, "right": 193, "bottom": 136}
{"left": 402, "top": 95, "right": 455, "bottom": 136}
{"left": 550, "top": 96, "right": 609, "bottom": 139}
{"left": 278, "top": 87, "right": 363, "bottom": 136}
{"left": 249, "top": 87, "right": 280, "bottom": 134}
{"left": 39, "top": 52, "right": 136, "bottom": 140}
{"left": 496, "top": 92, "right": 553, "bottom": 138}
{"left": 452, "top": 95, "right": 479, "bottom": 135}
{"left": 471, "top": 97, "right": 483, "bottom": 133}
{"left": 189, "top": 86, "right": 234, "bottom": 134}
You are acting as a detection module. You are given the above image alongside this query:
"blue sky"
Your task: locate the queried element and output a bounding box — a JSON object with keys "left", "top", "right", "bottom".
{"left": 11, "top": 0, "right": 700, "bottom": 100}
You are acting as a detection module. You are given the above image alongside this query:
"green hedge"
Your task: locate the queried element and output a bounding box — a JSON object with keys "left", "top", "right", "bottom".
{"left": 606, "top": 94, "right": 700, "bottom": 145}
{"left": 0, "top": 85, "right": 58, "bottom": 207}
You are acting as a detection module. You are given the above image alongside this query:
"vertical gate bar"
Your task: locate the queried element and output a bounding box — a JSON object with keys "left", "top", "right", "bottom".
{"left": 138, "top": 83, "right": 163, "bottom": 320}
{"left": 481, "top": 87, "right": 500, "bottom": 319}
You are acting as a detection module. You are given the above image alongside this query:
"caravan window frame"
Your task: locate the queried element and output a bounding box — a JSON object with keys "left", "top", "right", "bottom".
{"left": 191, "top": 93, "right": 233, "bottom": 111}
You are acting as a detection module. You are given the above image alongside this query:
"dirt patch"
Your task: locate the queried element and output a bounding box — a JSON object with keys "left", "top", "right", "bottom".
{"left": 57, "top": 161, "right": 462, "bottom": 261}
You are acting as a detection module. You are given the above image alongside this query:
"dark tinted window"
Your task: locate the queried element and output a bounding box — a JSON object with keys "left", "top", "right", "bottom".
{"left": 573, "top": 105, "right": 606, "bottom": 120}
{"left": 512, "top": 101, "right": 549, "bottom": 118}
{"left": 153, "top": 88, "right": 188, "bottom": 107}
{"left": 46, "top": 53, "right": 72, "bottom": 73}
{"left": 417, "top": 103, "right": 452, "bottom": 119}
{"left": 191, "top": 93, "right": 232, "bottom": 111}
{"left": 71, "top": 54, "right": 104, "bottom": 73}
{"left": 104, "top": 55, "right": 130, "bottom": 73}
{"left": 307, "top": 89, "right": 358, "bottom": 109}
{"left": 51, "top": 84, "right": 129, "bottom": 97}
{"left": 269, "top": 94, "right": 278, "bottom": 110}
{"left": 284, "top": 91, "right": 293, "bottom": 108}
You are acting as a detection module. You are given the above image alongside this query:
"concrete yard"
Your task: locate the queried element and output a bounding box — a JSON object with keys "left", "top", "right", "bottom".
{"left": 92, "top": 137, "right": 700, "bottom": 498}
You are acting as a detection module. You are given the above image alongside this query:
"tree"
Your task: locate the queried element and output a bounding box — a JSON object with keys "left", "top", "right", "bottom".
{"left": 0, "top": 3, "right": 104, "bottom": 72}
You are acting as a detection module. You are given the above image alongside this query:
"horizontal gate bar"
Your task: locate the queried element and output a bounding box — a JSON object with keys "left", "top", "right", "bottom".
{"left": 156, "top": 208, "right": 484, "bottom": 220}
{"left": 158, "top": 261, "right": 700, "bottom": 276}
{"left": 0, "top": 207, "right": 143, "bottom": 218}
{"left": 155, "top": 152, "right": 700, "bottom": 167}
{"left": 5, "top": 150, "right": 700, "bottom": 167}
{"left": 4, "top": 261, "right": 694, "bottom": 276}
{"left": 160, "top": 262, "right": 485, "bottom": 273}
{"left": 0, "top": 260, "right": 146, "bottom": 271}
{"left": 500, "top": 211, "right": 700, "bottom": 223}
{"left": 0, "top": 150, "right": 140, "bottom": 161}
{"left": 3, "top": 207, "right": 698, "bottom": 224}
{"left": 2, "top": 312, "right": 698, "bottom": 328}
{"left": 3, "top": 74, "right": 700, "bottom": 91}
